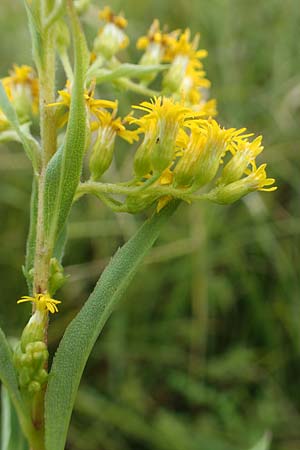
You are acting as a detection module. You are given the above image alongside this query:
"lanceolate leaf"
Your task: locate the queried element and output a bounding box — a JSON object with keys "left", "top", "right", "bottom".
{"left": 1, "top": 386, "right": 29, "bottom": 450}
{"left": 45, "top": 201, "right": 179, "bottom": 450}
{"left": 43, "top": 2, "right": 88, "bottom": 248}
{"left": 0, "top": 329, "right": 30, "bottom": 439}
{"left": 90, "top": 63, "right": 169, "bottom": 84}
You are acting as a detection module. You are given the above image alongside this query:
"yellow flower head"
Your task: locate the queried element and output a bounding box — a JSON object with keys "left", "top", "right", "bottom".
{"left": 99, "top": 6, "right": 127, "bottom": 29}
{"left": 246, "top": 163, "right": 277, "bottom": 192}
{"left": 17, "top": 293, "right": 61, "bottom": 314}
{"left": 132, "top": 96, "right": 196, "bottom": 173}
{"left": 165, "top": 29, "right": 208, "bottom": 62}
{"left": 133, "top": 96, "right": 192, "bottom": 127}
{"left": 95, "top": 104, "right": 140, "bottom": 144}
{"left": 89, "top": 104, "right": 140, "bottom": 181}
{"left": 137, "top": 19, "right": 179, "bottom": 54}
{"left": 49, "top": 81, "right": 117, "bottom": 128}
{"left": 162, "top": 29, "right": 210, "bottom": 105}
{"left": 2, "top": 64, "right": 39, "bottom": 115}
{"left": 95, "top": 7, "right": 129, "bottom": 58}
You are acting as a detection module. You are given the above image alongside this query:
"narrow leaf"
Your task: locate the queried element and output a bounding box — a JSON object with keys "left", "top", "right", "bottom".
{"left": 45, "top": 201, "right": 179, "bottom": 450}
{"left": 0, "top": 83, "right": 40, "bottom": 172}
{"left": 1, "top": 386, "right": 29, "bottom": 450}
{"left": 0, "top": 329, "right": 29, "bottom": 436}
{"left": 43, "top": 3, "right": 88, "bottom": 247}
{"left": 24, "top": 177, "right": 38, "bottom": 293}
{"left": 23, "top": 0, "right": 43, "bottom": 69}
{"left": 91, "top": 63, "right": 169, "bottom": 84}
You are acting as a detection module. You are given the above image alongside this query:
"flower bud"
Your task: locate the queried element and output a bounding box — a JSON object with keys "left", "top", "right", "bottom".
{"left": 89, "top": 126, "right": 116, "bottom": 180}
{"left": 163, "top": 55, "right": 189, "bottom": 93}
{"left": 94, "top": 8, "right": 128, "bottom": 59}
{"left": 133, "top": 118, "right": 157, "bottom": 177}
{"left": 48, "top": 257, "right": 68, "bottom": 296}
{"left": 20, "top": 311, "right": 47, "bottom": 352}
{"left": 28, "top": 381, "right": 41, "bottom": 394}
{"left": 125, "top": 193, "right": 158, "bottom": 213}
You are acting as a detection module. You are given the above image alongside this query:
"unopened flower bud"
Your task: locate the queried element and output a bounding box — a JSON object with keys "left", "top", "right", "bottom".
{"left": 20, "top": 310, "right": 47, "bottom": 352}
{"left": 125, "top": 193, "right": 158, "bottom": 213}
{"left": 48, "top": 258, "right": 68, "bottom": 296}
{"left": 134, "top": 120, "right": 157, "bottom": 178}
{"left": 163, "top": 55, "right": 189, "bottom": 93}
{"left": 89, "top": 126, "right": 116, "bottom": 180}
{"left": 28, "top": 381, "right": 41, "bottom": 394}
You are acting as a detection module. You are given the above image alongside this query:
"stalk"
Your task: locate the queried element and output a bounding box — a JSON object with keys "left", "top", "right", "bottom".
{"left": 28, "top": 2, "right": 57, "bottom": 448}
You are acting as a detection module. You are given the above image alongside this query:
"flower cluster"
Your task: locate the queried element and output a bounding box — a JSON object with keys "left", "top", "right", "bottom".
{"left": 138, "top": 22, "right": 215, "bottom": 110}
{"left": 6, "top": 5, "right": 276, "bottom": 316}
{"left": 120, "top": 96, "right": 276, "bottom": 212}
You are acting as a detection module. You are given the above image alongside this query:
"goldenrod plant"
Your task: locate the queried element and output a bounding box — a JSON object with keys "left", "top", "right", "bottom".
{"left": 0, "top": 1, "right": 276, "bottom": 449}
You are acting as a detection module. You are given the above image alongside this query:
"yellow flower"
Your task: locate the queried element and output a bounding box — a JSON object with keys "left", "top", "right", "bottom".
{"left": 94, "top": 6, "right": 129, "bottom": 58}
{"left": 246, "top": 163, "right": 277, "bottom": 192}
{"left": 17, "top": 293, "right": 61, "bottom": 314}
{"left": 98, "top": 6, "right": 127, "bottom": 29}
{"left": 137, "top": 20, "right": 179, "bottom": 77}
{"left": 89, "top": 104, "right": 140, "bottom": 180}
{"left": 162, "top": 29, "right": 211, "bottom": 107}
{"left": 209, "top": 163, "right": 277, "bottom": 204}
{"left": 164, "top": 29, "right": 207, "bottom": 62}
{"left": 132, "top": 96, "right": 195, "bottom": 172}
{"left": 1, "top": 64, "right": 39, "bottom": 116}
{"left": 48, "top": 81, "right": 117, "bottom": 128}
{"left": 137, "top": 20, "right": 178, "bottom": 51}
{"left": 218, "top": 135, "right": 264, "bottom": 186}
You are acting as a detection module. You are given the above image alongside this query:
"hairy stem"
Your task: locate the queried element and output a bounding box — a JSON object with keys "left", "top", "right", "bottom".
{"left": 34, "top": 15, "right": 56, "bottom": 296}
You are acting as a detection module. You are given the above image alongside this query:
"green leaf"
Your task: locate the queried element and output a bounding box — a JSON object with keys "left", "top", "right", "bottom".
{"left": 0, "top": 329, "right": 29, "bottom": 438}
{"left": 0, "top": 83, "right": 41, "bottom": 173}
{"left": 45, "top": 201, "right": 179, "bottom": 450}
{"left": 43, "top": 3, "right": 88, "bottom": 248}
{"left": 91, "top": 63, "right": 169, "bottom": 84}
{"left": 1, "top": 386, "right": 29, "bottom": 450}
{"left": 23, "top": 0, "right": 43, "bottom": 69}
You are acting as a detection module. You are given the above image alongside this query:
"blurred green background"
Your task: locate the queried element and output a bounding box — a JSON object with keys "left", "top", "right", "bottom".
{"left": 1, "top": 0, "right": 300, "bottom": 449}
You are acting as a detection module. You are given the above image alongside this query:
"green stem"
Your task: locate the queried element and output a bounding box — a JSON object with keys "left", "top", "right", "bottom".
{"left": 114, "top": 77, "right": 159, "bottom": 97}
{"left": 34, "top": 11, "right": 57, "bottom": 296}
{"left": 76, "top": 180, "right": 211, "bottom": 204}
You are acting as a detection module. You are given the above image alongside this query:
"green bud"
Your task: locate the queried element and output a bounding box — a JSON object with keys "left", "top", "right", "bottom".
{"left": 125, "top": 193, "right": 157, "bottom": 213}
{"left": 48, "top": 258, "right": 68, "bottom": 296}
{"left": 89, "top": 127, "right": 116, "bottom": 180}
{"left": 134, "top": 132, "right": 156, "bottom": 178}
{"left": 19, "top": 368, "right": 31, "bottom": 387}
{"left": 208, "top": 180, "right": 252, "bottom": 205}
{"left": 151, "top": 133, "right": 176, "bottom": 174}
{"left": 94, "top": 24, "right": 128, "bottom": 60}
{"left": 28, "top": 381, "right": 41, "bottom": 394}
{"left": 20, "top": 311, "right": 47, "bottom": 352}
{"left": 163, "top": 55, "right": 188, "bottom": 94}
{"left": 36, "top": 369, "right": 48, "bottom": 385}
